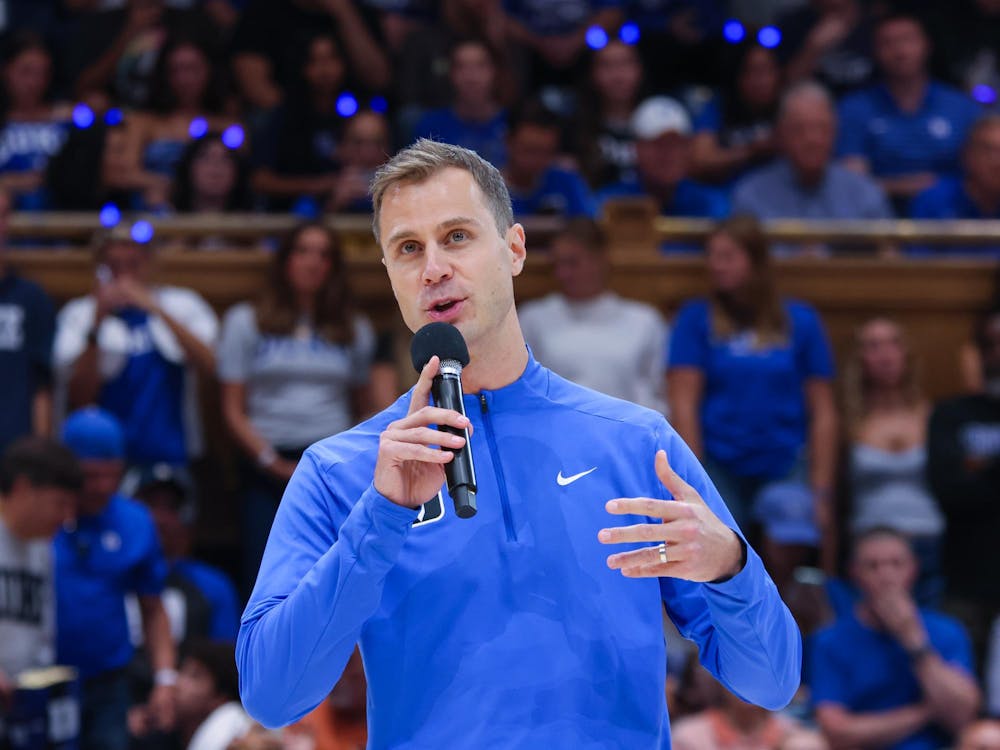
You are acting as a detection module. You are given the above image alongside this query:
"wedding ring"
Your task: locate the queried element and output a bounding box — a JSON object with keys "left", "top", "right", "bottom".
{"left": 657, "top": 542, "right": 668, "bottom": 564}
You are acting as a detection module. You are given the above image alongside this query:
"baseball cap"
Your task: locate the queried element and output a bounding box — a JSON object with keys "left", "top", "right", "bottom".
{"left": 126, "top": 463, "right": 196, "bottom": 523}
{"left": 753, "top": 480, "right": 821, "bottom": 546}
{"left": 631, "top": 96, "right": 692, "bottom": 140}
{"left": 61, "top": 407, "right": 125, "bottom": 461}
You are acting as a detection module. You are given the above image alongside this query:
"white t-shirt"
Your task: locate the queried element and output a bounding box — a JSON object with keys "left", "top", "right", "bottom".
{"left": 0, "top": 516, "right": 54, "bottom": 679}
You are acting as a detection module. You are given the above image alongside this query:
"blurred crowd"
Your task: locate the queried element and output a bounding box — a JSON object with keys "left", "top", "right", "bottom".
{"left": 0, "top": 1, "right": 999, "bottom": 749}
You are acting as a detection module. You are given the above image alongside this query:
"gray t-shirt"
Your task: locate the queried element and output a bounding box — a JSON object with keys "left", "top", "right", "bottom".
{"left": 0, "top": 516, "right": 54, "bottom": 678}
{"left": 217, "top": 303, "right": 376, "bottom": 449}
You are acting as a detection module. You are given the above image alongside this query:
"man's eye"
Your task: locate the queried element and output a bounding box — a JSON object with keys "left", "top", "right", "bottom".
{"left": 449, "top": 230, "right": 467, "bottom": 243}
{"left": 400, "top": 242, "right": 419, "bottom": 255}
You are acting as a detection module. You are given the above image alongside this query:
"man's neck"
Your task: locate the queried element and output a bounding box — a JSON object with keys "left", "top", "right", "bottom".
{"left": 461, "top": 316, "right": 529, "bottom": 393}
{"left": 793, "top": 161, "right": 826, "bottom": 190}
{"left": 964, "top": 179, "right": 1000, "bottom": 217}
{"left": 0, "top": 503, "right": 32, "bottom": 542}
{"left": 454, "top": 99, "right": 499, "bottom": 123}
{"left": 886, "top": 75, "right": 929, "bottom": 113}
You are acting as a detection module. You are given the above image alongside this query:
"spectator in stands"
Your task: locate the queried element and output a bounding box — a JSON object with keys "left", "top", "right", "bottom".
{"left": 957, "top": 719, "right": 1000, "bottom": 750}
{"left": 690, "top": 41, "right": 781, "bottom": 186}
{"left": 842, "top": 317, "right": 944, "bottom": 605}
{"left": 732, "top": 82, "right": 892, "bottom": 250}
{"left": 928, "top": 305, "right": 1000, "bottom": 667}
{"left": 501, "top": 104, "right": 596, "bottom": 219}
{"left": 57, "top": 407, "right": 177, "bottom": 750}
{"left": 116, "top": 35, "right": 241, "bottom": 212}
{"left": 837, "top": 12, "right": 982, "bottom": 214}
{"left": 0, "top": 438, "right": 80, "bottom": 697}
{"left": 411, "top": 38, "right": 507, "bottom": 168}
{"left": 779, "top": 730, "right": 831, "bottom": 750}
{"left": 0, "top": 190, "right": 55, "bottom": 455}
{"left": 231, "top": 0, "right": 389, "bottom": 112}
{"left": 910, "top": 115, "right": 1000, "bottom": 255}
{"left": 251, "top": 33, "right": 349, "bottom": 212}
{"left": 671, "top": 680, "right": 797, "bottom": 750}
{"left": 325, "top": 109, "right": 392, "bottom": 214}
{"left": 810, "top": 527, "right": 980, "bottom": 750}
{"left": 574, "top": 38, "right": 645, "bottom": 189}
{"left": 278, "top": 648, "right": 367, "bottom": 750}
{"left": 54, "top": 229, "right": 219, "bottom": 471}
{"left": 0, "top": 32, "right": 72, "bottom": 211}
{"left": 171, "top": 131, "right": 253, "bottom": 216}
{"left": 667, "top": 216, "right": 837, "bottom": 588}
{"left": 778, "top": 0, "right": 875, "bottom": 96}
{"left": 170, "top": 639, "right": 251, "bottom": 750}
{"left": 598, "top": 95, "right": 729, "bottom": 224}
{"left": 519, "top": 217, "right": 668, "bottom": 412}
{"left": 217, "top": 222, "right": 375, "bottom": 595}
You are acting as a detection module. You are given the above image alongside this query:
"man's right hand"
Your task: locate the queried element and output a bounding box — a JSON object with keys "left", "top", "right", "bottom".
{"left": 373, "top": 356, "right": 469, "bottom": 508}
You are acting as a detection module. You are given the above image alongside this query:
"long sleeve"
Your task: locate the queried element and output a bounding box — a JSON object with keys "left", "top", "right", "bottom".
{"left": 236, "top": 449, "right": 417, "bottom": 728}
{"left": 660, "top": 428, "right": 802, "bottom": 710}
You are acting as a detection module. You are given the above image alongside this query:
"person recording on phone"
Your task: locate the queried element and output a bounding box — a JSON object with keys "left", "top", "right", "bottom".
{"left": 237, "top": 139, "right": 801, "bottom": 748}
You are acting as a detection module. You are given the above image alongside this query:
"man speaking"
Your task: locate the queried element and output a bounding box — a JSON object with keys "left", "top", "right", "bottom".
{"left": 236, "top": 140, "right": 801, "bottom": 748}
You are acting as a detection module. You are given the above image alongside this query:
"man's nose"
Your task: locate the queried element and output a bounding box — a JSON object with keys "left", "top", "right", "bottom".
{"left": 421, "top": 244, "right": 452, "bottom": 285}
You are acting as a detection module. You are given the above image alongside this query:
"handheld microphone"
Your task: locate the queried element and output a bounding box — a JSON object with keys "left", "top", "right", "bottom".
{"left": 410, "top": 323, "right": 477, "bottom": 518}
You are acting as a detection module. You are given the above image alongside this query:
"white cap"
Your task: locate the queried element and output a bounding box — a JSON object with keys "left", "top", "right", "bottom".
{"left": 631, "top": 96, "right": 692, "bottom": 140}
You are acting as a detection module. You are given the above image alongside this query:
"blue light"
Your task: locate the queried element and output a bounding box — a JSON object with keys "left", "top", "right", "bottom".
{"left": 336, "top": 92, "right": 359, "bottom": 118}
{"left": 369, "top": 95, "right": 388, "bottom": 114}
{"left": 619, "top": 22, "right": 640, "bottom": 45}
{"left": 757, "top": 25, "right": 781, "bottom": 48}
{"left": 723, "top": 19, "right": 745, "bottom": 43}
{"left": 972, "top": 84, "right": 997, "bottom": 104}
{"left": 188, "top": 117, "right": 209, "bottom": 139}
{"left": 72, "top": 104, "right": 95, "bottom": 129}
{"left": 131, "top": 220, "right": 154, "bottom": 244}
{"left": 104, "top": 108, "right": 124, "bottom": 126}
{"left": 585, "top": 25, "right": 608, "bottom": 50}
{"left": 99, "top": 203, "right": 120, "bottom": 228}
{"left": 221, "top": 124, "right": 245, "bottom": 149}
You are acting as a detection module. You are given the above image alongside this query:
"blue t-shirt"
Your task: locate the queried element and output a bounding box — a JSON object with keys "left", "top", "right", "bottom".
{"left": 55, "top": 495, "right": 167, "bottom": 679}
{"left": 809, "top": 608, "right": 974, "bottom": 750}
{"left": 171, "top": 559, "right": 240, "bottom": 642}
{"left": 668, "top": 298, "right": 835, "bottom": 478}
{"left": 836, "top": 82, "right": 981, "bottom": 178}
{"left": 509, "top": 166, "right": 596, "bottom": 218}
{"left": 908, "top": 177, "right": 1000, "bottom": 257}
{"left": 598, "top": 177, "right": 730, "bottom": 219}
{"left": 98, "top": 308, "right": 187, "bottom": 465}
{"left": 0, "top": 119, "right": 71, "bottom": 210}
{"left": 413, "top": 108, "right": 507, "bottom": 168}
{"left": 0, "top": 273, "right": 54, "bottom": 455}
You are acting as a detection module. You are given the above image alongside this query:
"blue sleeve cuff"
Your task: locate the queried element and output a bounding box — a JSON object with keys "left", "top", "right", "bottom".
{"left": 703, "top": 539, "right": 774, "bottom": 606}
{"left": 362, "top": 484, "right": 422, "bottom": 527}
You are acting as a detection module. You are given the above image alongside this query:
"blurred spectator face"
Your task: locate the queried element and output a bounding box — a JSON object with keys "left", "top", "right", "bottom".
{"left": 175, "top": 656, "right": 224, "bottom": 726}
{"left": 550, "top": 236, "right": 606, "bottom": 301}
{"left": 506, "top": 124, "right": 559, "bottom": 184}
{"left": 191, "top": 140, "right": 237, "bottom": 205}
{"left": 591, "top": 41, "right": 642, "bottom": 110}
{"left": 3, "top": 46, "right": 51, "bottom": 110}
{"left": 304, "top": 36, "right": 345, "bottom": 96}
{"left": 858, "top": 318, "right": 907, "bottom": 389}
{"left": 340, "top": 112, "right": 390, "bottom": 171}
{"left": 6, "top": 476, "right": 75, "bottom": 538}
{"left": 101, "top": 128, "right": 131, "bottom": 188}
{"left": 138, "top": 484, "right": 186, "bottom": 558}
{"left": 875, "top": 18, "right": 929, "bottom": 81}
{"left": 738, "top": 46, "right": 781, "bottom": 111}
{"left": 959, "top": 720, "right": 1000, "bottom": 750}
{"left": 780, "top": 92, "right": 835, "bottom": 182}
{"left": 167, "top": 43, "right": 210, "bottom": 110}
{"left": 781, "top": 730, "right": 831, "bottom": 750}
{"left": 450, "top": 41, "right": 496, "bottom": 107}
{"left": 706, "top": 231, "right": 753, "bottom": 293}
{"left": 851, "top": 532, "right": 918, "bottom": 601}
{"left": 78, "top": 460, "right": 123, "bottom": 516}
{"left": 635, "top": 133, "right": 688, "bottom": 190}
{"left": 102, "top": 241, "right": 151, "bottom": 284}
{"left": 964, "top": 120, "right": 1000, "bottom": 198}
{"left": 285, "top": 226, "right": 334, "bottom": 297}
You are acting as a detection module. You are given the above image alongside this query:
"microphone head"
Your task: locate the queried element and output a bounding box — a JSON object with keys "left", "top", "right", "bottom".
{"left": 410, "top": 322, "right": 470, "bottom": 372}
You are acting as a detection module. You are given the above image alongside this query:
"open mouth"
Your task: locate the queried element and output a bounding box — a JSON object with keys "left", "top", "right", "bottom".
{"left": 432, "top": 300, "right": 458, "bottom": 313}
{"left": 426, "top": 297, "right": 466, "bottom": 321}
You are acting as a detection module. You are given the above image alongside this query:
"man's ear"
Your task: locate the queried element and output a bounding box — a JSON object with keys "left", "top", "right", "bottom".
{"left": 506, "top": 223, "right": 527, "bottom": 276}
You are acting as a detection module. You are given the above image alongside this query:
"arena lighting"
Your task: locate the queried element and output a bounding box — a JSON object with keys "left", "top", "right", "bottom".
{"left": 188, "top": 117, "right": 209, "bottom": 139}
{"left": 222, "top": 124, "right": 245, "bottom": 149}
{"left": 72, "top": 104, "right": 95, "bottom": 129}
{"left": 619, "top": 22, "right": 640, "bottom": 45}
{"left": 723, "top": 19, "right": 745, "bottom": 43}
{"left": 99, "top": 203, "right": 120, "bottom": 228}
{"left": 758, "top": 25, "right": 781, "bottom": 48}
{"left": 972, "top": 84, "right": 997, "bottom": 105}
{"left": 131, "top": 220, "right": 154, "bottom": 244}
{"left": 370, "top": 95, "right": 388, "bottom": 114}
{"left": 104, "top": 108, "right": 124, "bottom": 126}
{"left": 585, "top": 25, "right": 609, "bottom": 50}
{"left": 336, "top": 92, "right": 359, "bottom": 117}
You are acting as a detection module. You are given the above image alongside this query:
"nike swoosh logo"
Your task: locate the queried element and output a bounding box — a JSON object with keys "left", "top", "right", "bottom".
{"left": 557, "top": 467, "right": 597, "bottom": 486}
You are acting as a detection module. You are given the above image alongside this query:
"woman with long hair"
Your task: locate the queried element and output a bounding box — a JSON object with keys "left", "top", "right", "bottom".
{"left": 217, "top": 222, "right": 376, "bottom": 595}
{"left": 667, "top": 215, "right": 838, "bottom": 590}
{"left": 842, "top": 317, "right": 943, "bottom": 602}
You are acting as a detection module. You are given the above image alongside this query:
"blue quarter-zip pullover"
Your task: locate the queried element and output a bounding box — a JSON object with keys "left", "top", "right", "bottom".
{"left": 238, "top": 354, "right": 801, "bottom": 748}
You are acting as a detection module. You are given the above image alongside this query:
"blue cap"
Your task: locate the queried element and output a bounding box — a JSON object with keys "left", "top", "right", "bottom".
{"left": 753, "top": 480, "right": 820, "bottom": 546}
{"left": 62, "top": 407, "right": 125, "bottom": 460}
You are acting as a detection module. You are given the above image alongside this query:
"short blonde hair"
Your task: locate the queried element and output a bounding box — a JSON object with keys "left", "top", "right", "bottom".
{"left": 369, "top": 138, "right": 514, "bottom": 246}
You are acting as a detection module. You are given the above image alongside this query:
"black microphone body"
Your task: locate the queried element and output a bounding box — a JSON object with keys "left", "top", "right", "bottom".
{"left": 410, "top": 323, "right": 478, "bottom": 519}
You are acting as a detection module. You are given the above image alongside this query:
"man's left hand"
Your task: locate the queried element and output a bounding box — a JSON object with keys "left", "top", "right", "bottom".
{"left": 598, "top": 450, "right": 743, "bottom": 582}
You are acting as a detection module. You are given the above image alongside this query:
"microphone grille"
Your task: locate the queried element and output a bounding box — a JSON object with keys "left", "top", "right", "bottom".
{"left": 410, "top": 323, "right": 470, "bottom": 372}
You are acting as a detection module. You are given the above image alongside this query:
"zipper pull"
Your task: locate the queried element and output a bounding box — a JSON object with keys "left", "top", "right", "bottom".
{"left": 479, "top": 393, "right": 488, "bottom": 413}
